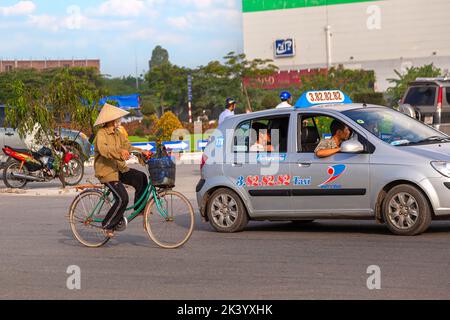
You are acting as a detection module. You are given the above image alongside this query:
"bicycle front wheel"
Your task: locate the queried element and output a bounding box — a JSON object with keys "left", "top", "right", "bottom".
{"left": 144, "top": 190, "right": 194, "bottom": 249}
{"left": 69, "top": 189, "right": 111, "bottom": 248}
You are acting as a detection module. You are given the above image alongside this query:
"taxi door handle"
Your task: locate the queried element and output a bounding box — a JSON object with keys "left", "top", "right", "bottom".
{"left": 297, "top": 162, "right": 311, "bottom": 168}
{"left": 232, "top": 162, "right": 243, "bottom": 167}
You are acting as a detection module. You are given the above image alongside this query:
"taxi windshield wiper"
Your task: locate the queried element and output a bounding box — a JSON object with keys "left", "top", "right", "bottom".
{"left": 399, "top": 136, "right": 450, "bottom": 146}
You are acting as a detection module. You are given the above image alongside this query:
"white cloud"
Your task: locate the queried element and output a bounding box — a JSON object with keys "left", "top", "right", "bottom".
{"left": 27, "top": 13, "right": 133, "bottom": 32}
{"left": 126, "top": 27, "right": 156, "bottom": 40}
{"left": 97, "top": 0, "right": 145, "bottom": 17}
{"left": 176, "top": 0, "right": 235, "bottom": 9}
{"left": 89, "top": 0, "right": 165, "bottom": 17}
{"left": 125, "top": 26, "right": 188, "bottom": 45}
{"left": 186, "top": 0, "right": 213, "bottom": 8}
{"left": 0, "top": 1, "right": 36, "bottom": 16}
{"left": 166, "top": 5, "right": 240, "bottom": 31}
{"left": 166, "top": 16, "right": 190, "bottom": 29}
{"left": 27, "top": 14, "right": 59, "bottom": 32}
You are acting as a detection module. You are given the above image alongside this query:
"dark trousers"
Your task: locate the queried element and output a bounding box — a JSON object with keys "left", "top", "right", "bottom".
{"left": 102, "top": 168, "right": 148, "bottom": 230}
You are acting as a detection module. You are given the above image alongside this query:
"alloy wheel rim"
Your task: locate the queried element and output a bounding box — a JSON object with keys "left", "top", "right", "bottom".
{"left": 211, "top": 194, "right": 238, "bottom": 228}
{"left": 388, "top": 192, "right": 419, "bottom": 230}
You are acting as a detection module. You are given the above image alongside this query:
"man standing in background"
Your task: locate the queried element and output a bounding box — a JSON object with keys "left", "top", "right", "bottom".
{"left": 276, "top": 91, "right": 293, "bottom": 109}
{"left": 218, "top": 98, "right": 236, "bottom": 125}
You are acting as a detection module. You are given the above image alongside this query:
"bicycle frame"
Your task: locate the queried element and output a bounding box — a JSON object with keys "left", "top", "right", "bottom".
{"left": 88, "top": 179, "right": 170, "bottom": 224}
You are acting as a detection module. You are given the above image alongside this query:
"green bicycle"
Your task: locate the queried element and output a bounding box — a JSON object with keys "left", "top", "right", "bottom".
{"left": 68, "top": 152, "right": 194, "bottom": 249}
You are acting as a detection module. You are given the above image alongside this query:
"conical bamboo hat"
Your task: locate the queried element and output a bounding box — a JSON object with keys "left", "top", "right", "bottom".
{"left": 94, "top": 103, "right": 130, "bottom": 127}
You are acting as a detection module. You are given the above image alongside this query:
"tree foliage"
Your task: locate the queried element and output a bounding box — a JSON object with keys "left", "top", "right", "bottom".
{"left": 145, "top": 62, "right": 188, "bottom": 116}
{"left": 299, "top": 66, "right": 375, "bottom": 95}
{"left": 386, "top": 64, "right": 442, "bottom": 106}
{"left": 149, "top": 45, "right": 169, "bottom": 71}
{"left": 5, "top": 68, "right": 105, "bottom": 186}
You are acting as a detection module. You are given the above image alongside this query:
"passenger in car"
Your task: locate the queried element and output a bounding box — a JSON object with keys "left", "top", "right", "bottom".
{"left": 250, "top": 122, "right": 274, "bottom": 152}
{"left": 314, "top": 120, "right": 351, "bottom": 158}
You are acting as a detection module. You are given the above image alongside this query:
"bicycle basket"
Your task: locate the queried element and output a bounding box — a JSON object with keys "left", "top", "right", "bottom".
{"left": 147, "top": 156, "right": 176, "bottom": 187}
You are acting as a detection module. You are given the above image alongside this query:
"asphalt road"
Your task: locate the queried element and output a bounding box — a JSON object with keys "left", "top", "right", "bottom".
{"left": 1, "top": 164, "right": 450, "bottom": 299}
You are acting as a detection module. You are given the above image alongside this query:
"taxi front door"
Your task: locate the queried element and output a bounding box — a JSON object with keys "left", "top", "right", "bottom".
{"left": 290, "top": 114, "right": 372, "bottom": 217}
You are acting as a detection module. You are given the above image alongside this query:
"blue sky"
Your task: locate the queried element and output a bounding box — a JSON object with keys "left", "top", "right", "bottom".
{"left": 0, "top": 0, "right": 243, "bottom": 77}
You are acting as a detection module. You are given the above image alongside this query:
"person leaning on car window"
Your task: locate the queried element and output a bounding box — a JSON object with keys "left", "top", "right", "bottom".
{"left": 314, "top": 120, "right": 351, "bottom": 158}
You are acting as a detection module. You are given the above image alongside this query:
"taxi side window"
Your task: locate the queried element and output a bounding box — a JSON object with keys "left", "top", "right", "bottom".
{"left": 233, "top": 121, "right": 251, "bottom": 153}
{"left": 298, "top": 114, "right": 336, "bottom": 152}
{"left": 233, "top": 115, "right": 290, "bottom": 153}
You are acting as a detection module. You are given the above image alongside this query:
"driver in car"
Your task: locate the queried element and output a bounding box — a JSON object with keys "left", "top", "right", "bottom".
{"left": 315, "top": 120, "right": 351, "bottom": 158}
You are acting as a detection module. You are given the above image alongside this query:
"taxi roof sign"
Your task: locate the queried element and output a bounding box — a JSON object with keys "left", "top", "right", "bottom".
{"left": 295, "top": 90, "right": 353, "bottom": 108}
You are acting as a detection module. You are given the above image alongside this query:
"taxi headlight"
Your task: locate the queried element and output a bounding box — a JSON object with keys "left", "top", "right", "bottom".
{"left": 431, "top": 161, "right": 450, "bottom": 177}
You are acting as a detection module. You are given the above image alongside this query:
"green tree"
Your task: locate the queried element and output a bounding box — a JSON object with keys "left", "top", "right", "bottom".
{"left": 191, "top": 61, "right": 232, "bottom": 117}
{"left": 149, "top": 45, "right": 169, "bottom": 71}
{"left": 299, "top": 66, "right": 375, "bottom": 95}
{"left": 5, "top": 69, "right": 103, "bottom": 187}
{"left": 145, "top": 62, "right": 188, "bottom": 116}
{"left": 386, "top": 64, "right": 442, "bottom": 106}
{"left": 223, "top": 52, "right": 278, "bottom": 112}
{"left": 260, "top": 92, "right": 280, "bottom": 110}
{"left": 140, "top": 95, "right": 157, "bottom": 116}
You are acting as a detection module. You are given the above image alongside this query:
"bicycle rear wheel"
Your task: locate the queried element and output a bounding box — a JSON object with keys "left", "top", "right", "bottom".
{"left": 144, "top": 190, "right": 194, "bottom": 249}
{"left": 69, "top": 189, "right": 111, "bottom": 248}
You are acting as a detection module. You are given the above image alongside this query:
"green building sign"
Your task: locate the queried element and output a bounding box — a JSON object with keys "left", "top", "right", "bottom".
{"left": 243, "top": 0, "right": 380, "bottom": 13}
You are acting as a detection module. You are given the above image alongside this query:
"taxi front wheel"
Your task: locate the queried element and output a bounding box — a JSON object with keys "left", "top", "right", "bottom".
{"left": 207, "top": 188, "right": 248, "bottom": 233}
{"left": 382, "top": 184, "right": 432, "bottom": 236}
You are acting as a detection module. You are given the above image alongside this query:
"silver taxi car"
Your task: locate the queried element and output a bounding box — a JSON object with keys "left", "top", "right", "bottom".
{"left": 196, "top": 90, "right": 450, "bottom": 236}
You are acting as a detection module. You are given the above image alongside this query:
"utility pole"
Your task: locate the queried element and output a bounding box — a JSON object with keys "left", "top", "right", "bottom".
{"left": 325, "top": 25, "right": 332, "bottom": 69}
{"left": 135, "top": 49, "right": 139, "bottom": 90}
{"left": 187, "top": 74, "right": 193, "bottom": 123}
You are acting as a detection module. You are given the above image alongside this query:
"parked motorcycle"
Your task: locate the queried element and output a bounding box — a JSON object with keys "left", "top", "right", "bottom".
{"left": 1, "top": 142, "right": 84, "bottom": 189}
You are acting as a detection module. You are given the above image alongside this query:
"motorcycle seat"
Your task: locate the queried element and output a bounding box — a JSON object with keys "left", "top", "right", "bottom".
{"left": 4, "top": 145, "right": 32, "bottom": 155}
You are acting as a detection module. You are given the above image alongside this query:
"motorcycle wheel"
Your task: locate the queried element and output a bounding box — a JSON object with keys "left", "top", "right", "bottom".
{"left": 3, "top": 159, "right": 29, "bottom": 189}
{"left": 62, "top": 158, "right": 84, "bottom": 186}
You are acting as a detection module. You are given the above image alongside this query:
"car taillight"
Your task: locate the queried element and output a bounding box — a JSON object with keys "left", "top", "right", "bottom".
{"left": 200, "top": 153, "right": 208, "bottom": 171}
{"left": 437, "top": 86, "right": 443, "bottom": 110}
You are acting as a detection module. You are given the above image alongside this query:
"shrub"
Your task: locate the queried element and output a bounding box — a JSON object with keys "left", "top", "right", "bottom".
{"left": 154, "top": 111, "right": 184, "bottom": 142}
{"left": 134, "top": 128, "right": 145, "bottom": 137}
{"left": 352, "top": 92, "right": 387, "bottom": 106}
{"left": 143, "top": 114, "right": 159, "bottom": 130}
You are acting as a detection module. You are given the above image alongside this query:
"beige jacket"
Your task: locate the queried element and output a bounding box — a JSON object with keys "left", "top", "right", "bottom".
{"left": 94, "top": 126, "right": 135, "bottom": 183}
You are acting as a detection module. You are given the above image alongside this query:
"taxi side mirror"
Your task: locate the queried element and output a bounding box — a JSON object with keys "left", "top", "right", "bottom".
{"left": 340, "top": 139, "right": 364, "bottom": 153}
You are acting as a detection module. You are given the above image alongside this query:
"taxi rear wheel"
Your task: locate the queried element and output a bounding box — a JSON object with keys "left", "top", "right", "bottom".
{"left": 207, "top": 188, "right": 248, "bottom": 233}
{"left": 382, "top": 185, "right": 432, "bottom": 236}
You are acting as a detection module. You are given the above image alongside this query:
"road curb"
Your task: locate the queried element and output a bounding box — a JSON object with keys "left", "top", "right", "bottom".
{"left": 0, "top": 187, "right": 79, "bottom": 197}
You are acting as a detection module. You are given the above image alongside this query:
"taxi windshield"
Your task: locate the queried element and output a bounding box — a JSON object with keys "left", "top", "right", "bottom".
{"left": 342, "top": 107, "right": 450, "bottom": 146}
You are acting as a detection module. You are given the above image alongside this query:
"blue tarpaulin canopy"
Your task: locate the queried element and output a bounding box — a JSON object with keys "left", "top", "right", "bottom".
{"left": 99, "top": 94, "right": 141, "bottom": 110}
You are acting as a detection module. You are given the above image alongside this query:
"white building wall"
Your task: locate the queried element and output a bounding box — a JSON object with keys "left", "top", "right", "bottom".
{"left": 243, "top": 0, "right": 450, "bottom": 91}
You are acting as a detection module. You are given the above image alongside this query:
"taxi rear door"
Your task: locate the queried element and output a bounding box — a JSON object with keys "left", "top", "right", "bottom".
{"left": 222, "top": 114, "right": 294, "bottom": 215}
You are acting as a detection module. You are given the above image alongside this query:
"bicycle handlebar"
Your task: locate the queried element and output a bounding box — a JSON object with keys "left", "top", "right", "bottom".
{"left": 131, "top": 150, "right": 151, "bottom": 164}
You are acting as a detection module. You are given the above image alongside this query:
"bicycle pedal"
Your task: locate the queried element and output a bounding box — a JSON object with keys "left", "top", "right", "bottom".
{"left": 114, "top": 217, "right": 128, "bottom": 232}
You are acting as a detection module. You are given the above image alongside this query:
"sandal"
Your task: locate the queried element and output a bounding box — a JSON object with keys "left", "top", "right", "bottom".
{"left": 103, "top": 229, "right": 115, "bottom": 238}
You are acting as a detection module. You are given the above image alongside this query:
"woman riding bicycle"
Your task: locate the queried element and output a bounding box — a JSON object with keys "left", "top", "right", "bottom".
{"left": 93, "top": 103, "right": 151, "bottom": 237}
